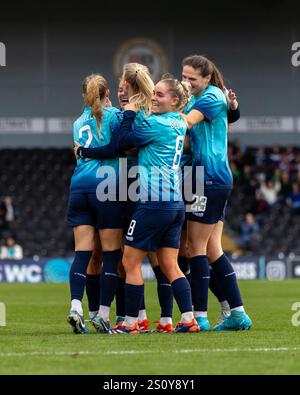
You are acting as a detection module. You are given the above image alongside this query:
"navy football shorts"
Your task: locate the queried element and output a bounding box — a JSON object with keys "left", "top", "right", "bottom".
{"left": 185, "top": 188, "right": 232, "bottom": 224}
{"left": 122, "top": 200, "right": 137, "bottom": 232}
{"left": 67, "top": 192, "right": 123, "bottom": 229}
{"left": 124, "top": 206, "right": 185, "bottom": 251}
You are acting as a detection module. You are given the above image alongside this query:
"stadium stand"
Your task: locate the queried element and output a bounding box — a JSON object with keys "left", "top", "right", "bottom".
{"left": 226, "top": 142, "right": 300, "bottom": 256}
{"left": 0, "top": 148, "right": 75, "bottom": 257}
{"left": 0, "top": 144, "right": 299, "bottom": 258}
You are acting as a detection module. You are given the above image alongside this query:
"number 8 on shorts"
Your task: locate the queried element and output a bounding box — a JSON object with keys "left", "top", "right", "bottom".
{"left": 127, "top": 220, "right": 137, "bottom": 236}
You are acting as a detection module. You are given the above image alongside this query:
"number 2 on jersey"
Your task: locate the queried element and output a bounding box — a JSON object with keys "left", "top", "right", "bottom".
{"left": 78, "top": 125, "right": 93, "bottom": 161}
{"left": 78, "top": 125, "right": 93, "bottom": 148}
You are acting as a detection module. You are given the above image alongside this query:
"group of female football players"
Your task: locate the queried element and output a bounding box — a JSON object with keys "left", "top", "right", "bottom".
{"left": 66, "top": 55, "right": 252, "bottom": 335}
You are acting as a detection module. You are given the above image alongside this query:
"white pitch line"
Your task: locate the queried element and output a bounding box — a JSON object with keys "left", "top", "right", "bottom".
{"left": 1, "top": 347, "right": 300, "bottom": 358}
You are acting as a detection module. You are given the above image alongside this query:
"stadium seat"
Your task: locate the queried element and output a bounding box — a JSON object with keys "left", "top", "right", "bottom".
{"left": 1, "top": 146, "right": 299, "bottom": 257}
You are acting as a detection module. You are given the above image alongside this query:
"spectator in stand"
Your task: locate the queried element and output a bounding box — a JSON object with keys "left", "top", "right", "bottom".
{"left": 296, "top": 170, "right": 300, "bottom": 185}
{"left": 272, "top": 168, "right": 282, "bottom": 183}
{"left": 239, "top": 213, "right": 260, "bottom": 250}
{"left": 269, "top": 145, "right": 282, "bottom": 169}
{"left": 259, "top": 179, "right": 281, "bottom": 207}
{"left": 228, "top": 145, "right": 235, "bottom": 163}
{"left": 279, "top": 154, "right": 293, "bottom": 173}
{"left": 255, "top": 147, "right": 267, "bottom": 170}
{"left": 0, "top": 196, "right": 15, "bottom": 241}
{"left": 251, "top": 190, "right": 269, "bottom": 220}
{"left": 279, "top": 171, "right": 291, "bottom": 203}
{"left": 0, "top": 196, "right": 15, "bottom": 230}
{"left": 287, "top": 182, "right": 300, "bottom": 215}
{"left": 0, "top": 237, "right": 23, "bottom": 260}
{"left": 229, "top": 161, "right": 241, "bottom": 184}
{"left": 286, "top": 146, "right": 295, "bottom": 163}
{"left": 294, "top": 153, "right": 300, "bottom": 173}
{"left": 240, "top": 164, "right": 259, "bottom": 193}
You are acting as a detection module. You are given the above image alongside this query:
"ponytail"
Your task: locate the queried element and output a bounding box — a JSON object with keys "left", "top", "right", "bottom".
{"left": 122, "top": 63, "right": 154, "bottom": 114}
{"left": 82, "top": 74, "right": 108, "bottom": 129}
{"left": 210, "top": 63, "right": 225, "bottom": 91}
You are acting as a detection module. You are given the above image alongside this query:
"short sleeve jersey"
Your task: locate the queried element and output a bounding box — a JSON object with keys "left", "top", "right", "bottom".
{"left": 70, "top": 106, "right": 122, "bottom": 193}
{"left": 185, "top": 85, "right": 233, "bottom": 189}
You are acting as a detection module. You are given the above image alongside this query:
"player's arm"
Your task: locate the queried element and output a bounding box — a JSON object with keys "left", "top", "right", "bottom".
{"left": 227, "top": 107, "right": 240, "bottom": 123}
{"left": 74, "top": 134, "right": 118, "bottom": 160}
{"left": 181, "top": 110, "right": 205, "bottom": 129}
{"left": 117, "top": 110, "right": 155, "bottom": 151}
{"left": 227, "top": 89, "right": 240, "bottom": 123}
{"left": 74, "top": 111, "right": 122, "bottom": 159}
{"left": 183, "top": 93, "right": 223, "bottom": 129}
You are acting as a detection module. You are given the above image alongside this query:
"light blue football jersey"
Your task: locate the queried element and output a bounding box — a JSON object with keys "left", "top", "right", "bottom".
{"left": 126, "top": 110, "right": 146, "bottom": 170}
{"left": 130, "top": 111, "right": 187, "bottom": 208}
{"left": 185, "top": 85, "right": 233, "bottom": 189}
{"left": 70, "top": 106, "right": 122, "bottom": 192}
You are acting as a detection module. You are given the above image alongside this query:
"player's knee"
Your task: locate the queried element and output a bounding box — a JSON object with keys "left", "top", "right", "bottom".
{"left": 207, "top": 241, "right": 223, "bottom": 262}
{"left": 207, "top": 250, "right": 223, "bottom": 263}
{"left": 186, "top": 240, "right": 207, "bottom": 257}
{"left": 159, "top": 259, "right": 177, "bottom": 275}
{"left": 122, "top": 256, "right": 138, "bottom": 274}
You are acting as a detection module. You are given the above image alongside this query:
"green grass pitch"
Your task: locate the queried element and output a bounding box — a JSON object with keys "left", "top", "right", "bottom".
{"left": 0, "top": 280, "right": 300, "bottom": 375}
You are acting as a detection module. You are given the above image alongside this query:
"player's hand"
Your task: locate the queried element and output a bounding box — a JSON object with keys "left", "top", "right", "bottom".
{"left": 73, "top": 141, "right": 81, "bottom": 159}
{"left": 105, "top": 98, "right": 112, "bottom": 107}
{"left": 124, "top": 102, "right": 138, "bottom": 112}
{"left": 228, "top": 89, "right": 239, "bottom": 110}
{"left": 180, "top": 113, "right": 189, "bottom": 126}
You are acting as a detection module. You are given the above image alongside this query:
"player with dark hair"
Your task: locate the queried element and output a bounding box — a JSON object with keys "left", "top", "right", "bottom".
{"left": 181, "top": 55, "right": 252, "bottom": 331}
{"left": 178, "top": 85, "right": 241, "bottom": 329}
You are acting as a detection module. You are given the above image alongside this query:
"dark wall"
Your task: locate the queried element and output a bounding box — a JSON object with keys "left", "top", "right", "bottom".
{"left": 0, "top": 1, "right": 300, "bottom": 146}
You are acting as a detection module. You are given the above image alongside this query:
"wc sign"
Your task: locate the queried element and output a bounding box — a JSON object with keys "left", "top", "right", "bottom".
{"left": 0, "top": 42, "right": 6, "bottom": 66}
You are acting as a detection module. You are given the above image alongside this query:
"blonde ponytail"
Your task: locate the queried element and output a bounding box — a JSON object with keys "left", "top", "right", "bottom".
{"left": 122, "top": 63, "right": 154, "bottom": 114}
{"left": 82, "top": 74, "right": 108, "bottom": 128}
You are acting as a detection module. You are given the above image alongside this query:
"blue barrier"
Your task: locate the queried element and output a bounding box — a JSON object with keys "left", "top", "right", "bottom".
{"left": 0, "top": 254, "right": 299, "bottom": 283}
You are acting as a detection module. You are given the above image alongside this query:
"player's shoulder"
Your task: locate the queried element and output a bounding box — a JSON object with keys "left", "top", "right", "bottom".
{"left": 103, "top": 106, "right": 123, "bottom": 123}
{"left": 104, "top": 106, "right": 122, "bottom": 116}
{"left": 202, "top": 85, "right": 226, "bottom": 103}
{"left": 134, "top": 111, "right": 153, "bottom": 130}
{"left": 73, "top": 107, "right": 93, "bottom": 130}
{"left": 158, "top": 111, "right": 186, "bottom": 130}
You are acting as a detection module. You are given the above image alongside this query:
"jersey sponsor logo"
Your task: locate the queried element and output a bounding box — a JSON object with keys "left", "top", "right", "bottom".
{"left": 0, "top": 42, "right": 6, "bottom": 66}
{"left": 113, "top": 37, "right": 168, "bottom": 82}
{"left": 125, "top": 236, "right": 134, "bottom": 241}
